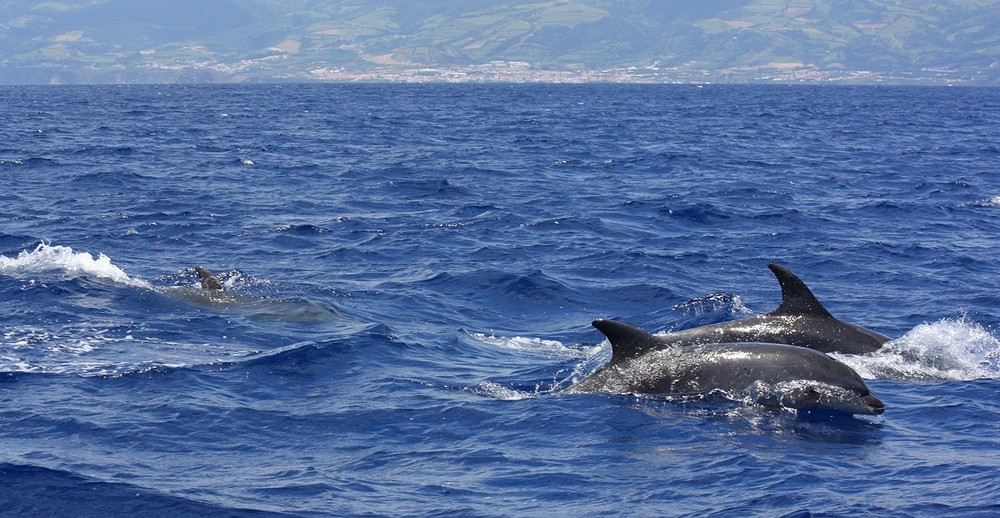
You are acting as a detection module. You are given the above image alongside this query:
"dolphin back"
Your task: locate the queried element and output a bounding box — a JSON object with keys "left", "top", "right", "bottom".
{"left": 766, "top": 263, "right": 891, "bottom": 352}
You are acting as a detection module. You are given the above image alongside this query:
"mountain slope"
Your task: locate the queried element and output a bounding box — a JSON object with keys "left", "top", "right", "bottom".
{"left": 1, "top": 0, "right": 997, "bottom": 84}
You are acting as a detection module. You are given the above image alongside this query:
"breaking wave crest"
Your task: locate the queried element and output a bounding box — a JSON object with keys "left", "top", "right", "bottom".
{"left": 0, "top": 243, "right": 150, "bottom": 289}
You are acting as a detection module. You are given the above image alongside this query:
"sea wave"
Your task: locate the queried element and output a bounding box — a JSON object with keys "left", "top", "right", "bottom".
{"left": 467, "top": 331, "right": 608, "bottom": 399}
{"left": 0, "top": 243, "right": 150, "bottom": 289}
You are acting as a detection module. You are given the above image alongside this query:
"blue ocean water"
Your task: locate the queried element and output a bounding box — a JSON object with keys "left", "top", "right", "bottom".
{"left": 1, "top": 83, "right": 999, "bottom": 517}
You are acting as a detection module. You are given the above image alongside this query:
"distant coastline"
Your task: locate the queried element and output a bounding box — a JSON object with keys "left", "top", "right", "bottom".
{"left": 3, "top": 61, "right": 995, "bottom": 86}
{"left": 300, "top": 62, "right": 996, "bottom": 86}
{"left": 4, "top": 1, "right": 998, "bottom": 86}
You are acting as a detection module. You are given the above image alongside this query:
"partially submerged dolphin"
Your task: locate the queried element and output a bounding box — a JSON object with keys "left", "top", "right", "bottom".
{"left": 571, "top": 319, "right": 885, "bottom": 415}
{"left": 195, "top": 266, "right": 225, "bottom": 290}
{"left": 182, "top": 266, "right": 345, "bottom": 322}
{"left": 656, "top": 263, "right": 890, "bottom": 355}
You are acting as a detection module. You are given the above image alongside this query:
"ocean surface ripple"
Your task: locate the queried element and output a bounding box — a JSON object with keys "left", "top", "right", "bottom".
{"left": 1, "top": 83, "right": 999, "bottom": 516}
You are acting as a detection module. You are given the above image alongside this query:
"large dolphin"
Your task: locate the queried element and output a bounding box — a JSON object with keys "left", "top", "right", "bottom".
{"left": 653, "top": 263, "right": 890, "bottom": 354}
{"left": 570, "top": 319, "right": 885, "bottom": 415}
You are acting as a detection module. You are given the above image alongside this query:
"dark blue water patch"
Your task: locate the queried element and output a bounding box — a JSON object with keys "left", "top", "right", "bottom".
{"left": 416, "top": 270, "right": 581, "bottom": 311}
{"left": 657, "top": 201, "right": 736, "bottom": 226}
{"left": 384, "top": 177, "right": 474, "bottom": 199}
{"left": 235, "top": 224, "right": 337, "bottom": 249}
{"left": 0, "top": 464, "right": 284, "bottom": 517}
{"left": 214, "top": 332, "right": 391, "bottom": 376}
{"left": 70, "top": 144, "right": 138, "bottom": 157}
{"left": 68, "top": 170, "right": 151, "bottom": 188}
{"left": 238, "top": 224, "right": 333, "bottom": 237}
{"left": 659, "top": 201, "right": 804, "bottom": 227}
{"left": 0, "top": 234, "right": 41, "bottom": 254}
{"left": 191, "top": 140, "right": 237, "bottom": 154}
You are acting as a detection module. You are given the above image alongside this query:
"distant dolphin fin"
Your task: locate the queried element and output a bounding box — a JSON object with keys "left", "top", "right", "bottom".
{"left": 195, "top": 266, "right": 225, "bottom": 290}
{"left": 767, "top": 263, "right": 832, "bottom": 318}
{"left": 592, "top": 319, "right": 664, "bottom": 364}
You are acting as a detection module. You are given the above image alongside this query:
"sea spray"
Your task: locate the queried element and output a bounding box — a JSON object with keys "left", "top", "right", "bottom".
{"left": 0, "top": 243, "right": 150, "bottom": 289}
{"left": 836, "top": 316, "right": 1000, "bottom": 381}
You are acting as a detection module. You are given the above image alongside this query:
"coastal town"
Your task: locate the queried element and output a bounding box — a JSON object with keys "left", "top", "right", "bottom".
{"left": 298, "top": 60, "right": 994, "bottom": 85}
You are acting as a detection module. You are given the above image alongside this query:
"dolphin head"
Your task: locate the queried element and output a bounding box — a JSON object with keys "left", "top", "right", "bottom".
{"left": 770, "top": 347, "right": 886, "bottom": 415}
{"left": 775, "top": 380, "right": 885, "bottom": 415}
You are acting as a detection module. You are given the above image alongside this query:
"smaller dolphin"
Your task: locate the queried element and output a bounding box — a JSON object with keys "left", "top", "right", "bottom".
{"left": 195, "top": 266, "right": 225, "bottom": 291}
{"left": 645, "top": 263, "right": 890, "bottom": 355}
{"left": 570, "top": 319, "right": 884, "bottom": 415}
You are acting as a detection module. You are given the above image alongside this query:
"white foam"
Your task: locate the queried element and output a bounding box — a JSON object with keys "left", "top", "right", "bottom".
{"left": 963, "top": 195, "right": 1000, "bottom": 208}
{"left": 836, "top": 316, "right": 1000, "bottom": 381}
{"left": 0, "top": 323, "right": 230, "bottom": 376}
{"left": 472, "top": 381, "right": 535, "bottom": 401}
{"left": 0, "top": 243, "right": 150, "bottom": 288}
{"left": 469, "top": 332, "right": 609, "bottom": 398}
{"left": 468, "top": 332, "right": 602, "bottom": 359}
{"left": 1, "top": 324, "right": 117, "bottom": 374}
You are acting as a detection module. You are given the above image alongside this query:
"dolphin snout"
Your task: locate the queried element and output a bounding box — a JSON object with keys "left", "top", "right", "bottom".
{"left": 862, "top": 394, "right": 885, "bottom": 415}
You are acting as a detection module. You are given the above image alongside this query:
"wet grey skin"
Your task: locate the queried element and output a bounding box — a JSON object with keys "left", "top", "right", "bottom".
{"left": 570, "top": 319, "right": 885, "bottom": 415}
{"left": 195, "top": 266, "right": 225, "bottom": 291}
{"left": 647, "top": 263, "right": 890, "bottom": 355}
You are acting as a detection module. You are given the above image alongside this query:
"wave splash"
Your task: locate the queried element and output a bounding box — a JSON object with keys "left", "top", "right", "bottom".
{"left": 837, "top": 316, "right": 1000, "bottom": 381}
{"left": 0, "top": 243, "right": 150, "bottom": 289}
{"left": 468, "top": 332, "right": 606, "bottom": 400}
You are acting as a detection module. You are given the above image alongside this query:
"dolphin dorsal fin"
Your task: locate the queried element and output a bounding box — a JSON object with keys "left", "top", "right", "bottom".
{"left": 195, "top": 266, "right": 225, "bottom": 291}
{"left": 592, "top": 319, "right": 663, "bottom": 364}
{"left": 767, "top": 263, "right": 832, "bottom": 318}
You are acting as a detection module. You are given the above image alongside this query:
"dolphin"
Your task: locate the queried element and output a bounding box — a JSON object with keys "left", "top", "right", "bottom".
{"left": 173, "top": 267, "right": 346, "bottom": 322}
{"left": 651, "top": 263, "right": 890, "bottom": 355}
{"left": 570, "top": 319, "right": 885, "bottom": 415}
{"left": 195, "top": 266, "right": 225, "bottom": 290}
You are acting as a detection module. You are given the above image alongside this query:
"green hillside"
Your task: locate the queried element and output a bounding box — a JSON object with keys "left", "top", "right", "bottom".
{"left": 1, "top": 0, "right": 997, "bottom": 83}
